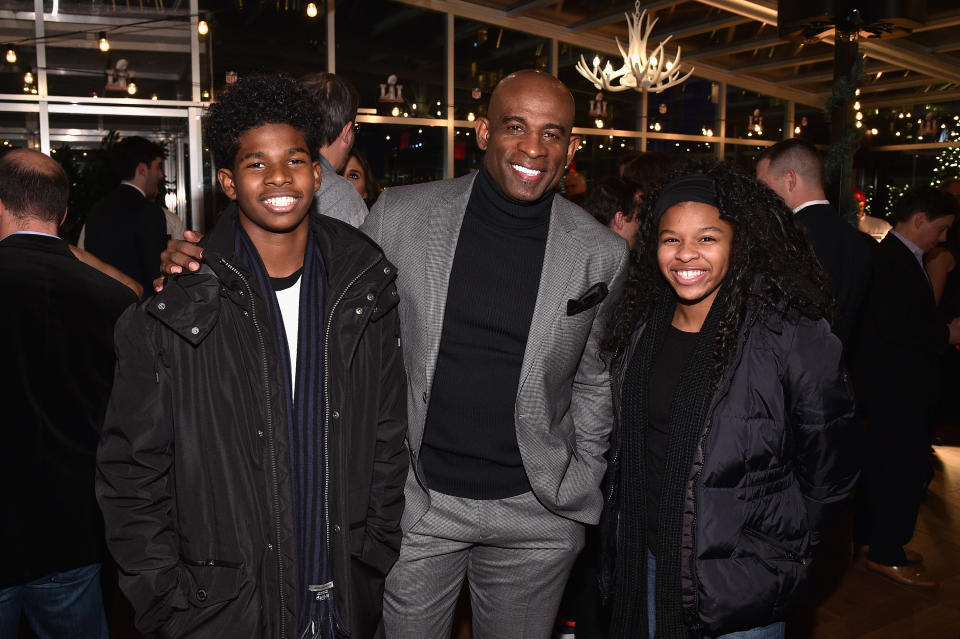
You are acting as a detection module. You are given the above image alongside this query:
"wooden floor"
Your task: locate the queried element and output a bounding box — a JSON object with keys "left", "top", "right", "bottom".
{"left": 787, "top": 438, "right": 960, "bottom": 639}
{"left": 24, "top": 437, "right": 960, "bottom": 639}
{"left": 452, "top": 432, "right": 960, "bottom": 639}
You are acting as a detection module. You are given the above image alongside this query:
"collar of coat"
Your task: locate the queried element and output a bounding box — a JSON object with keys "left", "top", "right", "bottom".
{"left": 147, "top": 203, "right": 398, "bottom": 345}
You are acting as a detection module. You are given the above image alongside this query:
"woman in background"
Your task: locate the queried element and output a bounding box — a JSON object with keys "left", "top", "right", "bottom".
{"left": 602, "top": 161, "right": 859, "bottom": 639}
{"left": 341, "top": 148, "right": 381, "bottom": 208}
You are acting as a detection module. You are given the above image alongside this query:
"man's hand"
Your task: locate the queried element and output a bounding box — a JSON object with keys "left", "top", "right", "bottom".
{"left": 154, "top": 229, "right": 205, "bottom": 292}
{"left": 949, "top": 316, "right": 960, "bottom": 345}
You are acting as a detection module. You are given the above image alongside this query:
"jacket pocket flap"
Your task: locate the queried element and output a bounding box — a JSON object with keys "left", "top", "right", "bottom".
{"left": 180, "top": 558, "right": 243, "bottom": 608}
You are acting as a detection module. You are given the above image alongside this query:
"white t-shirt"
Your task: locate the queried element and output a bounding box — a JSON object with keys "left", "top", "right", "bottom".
{"left": 273, "top": 272, "right": 302, "bottom": 395}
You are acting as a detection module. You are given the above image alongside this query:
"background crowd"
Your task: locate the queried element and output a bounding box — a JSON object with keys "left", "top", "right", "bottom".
{"left": 2, "top": 66, "right": 960, "bottom": 639}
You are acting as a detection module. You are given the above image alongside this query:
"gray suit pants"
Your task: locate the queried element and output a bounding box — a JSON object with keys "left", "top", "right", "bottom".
{"left": 384, "top": 490, "right": 585, "bottom": 639}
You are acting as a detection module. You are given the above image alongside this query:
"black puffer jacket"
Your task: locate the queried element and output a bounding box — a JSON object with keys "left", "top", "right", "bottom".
{"left": 608, "top": 304, "right": 859, "bottom": 635}
{"left": 96, "top": 207, "right": 407, "bottom": 639}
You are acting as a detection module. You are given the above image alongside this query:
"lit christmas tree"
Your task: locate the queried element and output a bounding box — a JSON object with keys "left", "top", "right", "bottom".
{"left": 931, "top": 128, "right": 960, "bottom": 188}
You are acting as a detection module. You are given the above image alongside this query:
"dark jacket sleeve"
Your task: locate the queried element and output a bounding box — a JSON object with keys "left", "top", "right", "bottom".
{"left": 95, "top": 307, "right": 188, "bottom": 635}
{"left": 784, "top": 317, "right": 860, "bottom": 546}
{"left": 358, "top": 293, "right": 408, "bottom": 576}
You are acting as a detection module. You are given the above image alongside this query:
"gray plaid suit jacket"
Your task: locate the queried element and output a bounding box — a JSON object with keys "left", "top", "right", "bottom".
{"left": 361, "top": 172, "right": 629, "bottom": 529}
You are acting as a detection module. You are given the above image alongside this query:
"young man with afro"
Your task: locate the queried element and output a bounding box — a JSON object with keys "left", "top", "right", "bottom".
{"left": 96, "top": 75, "right": 408, "bottom": 639}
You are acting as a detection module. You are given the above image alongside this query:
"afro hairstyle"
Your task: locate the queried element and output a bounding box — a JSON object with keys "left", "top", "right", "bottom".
{"left": 204, "top": 74, "right": 322, "bottom": 171}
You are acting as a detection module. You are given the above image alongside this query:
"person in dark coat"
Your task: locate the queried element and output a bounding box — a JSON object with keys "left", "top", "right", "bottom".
{"left": 0, "top": 149, "right": 136, "bottom": 638}
{"left": 756, "top": 138, "right": 872, "bottom": 354}
{"left": 854, "top": 186, "right": 960, "bottom": 588}
{"left": 84, "top": 135, "right": 168, "bottom": 293}
{"left": 96, "top": 75, "right": 407, "bottom": 639}
{"left": 603, "top": 161, "right": 859, "bottom": 639}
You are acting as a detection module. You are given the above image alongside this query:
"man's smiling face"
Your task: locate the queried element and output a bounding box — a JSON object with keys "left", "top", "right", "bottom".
{"left": 476, "top": 71, "right": 579, "bottom": 202}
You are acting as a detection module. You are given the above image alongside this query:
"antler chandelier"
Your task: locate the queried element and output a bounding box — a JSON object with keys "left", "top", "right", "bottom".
{"left": 575, "top": 1, "right": 694, "bottom": 94}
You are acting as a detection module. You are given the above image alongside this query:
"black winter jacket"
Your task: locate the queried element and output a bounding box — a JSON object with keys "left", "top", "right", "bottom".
{"left": 608, "top": 304, "right": 859, "bottom": 635}
{"left": 96, "top": 207, "right": 408, "bottom": 639}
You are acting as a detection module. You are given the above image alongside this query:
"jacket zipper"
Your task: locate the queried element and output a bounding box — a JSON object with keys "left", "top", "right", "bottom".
{"left": 219, "top": 257, "right": 288, "bottom": 639}
{"left": 742, "top": 527, "right": 808, "bottom": 564}
{"left": 322, "top": 257, "right": 380, "bottom": 637}
{"left": 687, "top": 308, "right": 760, "bottom": 631}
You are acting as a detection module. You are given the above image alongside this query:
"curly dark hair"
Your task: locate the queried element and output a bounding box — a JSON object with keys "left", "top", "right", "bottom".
{"left": 204, "top": 74, "right": 322, "bottom": 170}
{"left": 604, "top": 160, "right": 834, "bottom": 380}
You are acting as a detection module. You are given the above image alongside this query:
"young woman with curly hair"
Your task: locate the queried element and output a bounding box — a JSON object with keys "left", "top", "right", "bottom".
{"left": 602, "top": 160, "right": 859, "bottom": 639}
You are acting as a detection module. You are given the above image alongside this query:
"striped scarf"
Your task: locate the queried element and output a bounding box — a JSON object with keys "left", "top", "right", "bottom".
{"left": 235, "top": 225, "right": 336, "bottom": 638}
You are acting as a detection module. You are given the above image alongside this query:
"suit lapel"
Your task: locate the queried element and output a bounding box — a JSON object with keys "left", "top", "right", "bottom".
{"left": 417, "top": 175, "right": 474, "bottom": 452}
{"left": 519, "top": 198, "right": 581, "bottom": 388}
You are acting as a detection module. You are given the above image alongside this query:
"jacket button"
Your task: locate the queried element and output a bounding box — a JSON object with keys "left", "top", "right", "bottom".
{"left": 331, "top": 410, "right": 340, "bottom": 419}
{"left": 355, "top": 307, "right": 364, "bottom": 315}
{"left": 267, "top": 543, "right": 273, "bottom": 550}
{"left": 157, "top": 302, "right": 166, "bottom": 311}
{"left": 384, "top": 267, "right": 392, "bottom": 275}
{"left": 196, "top": 589, "right": 207, "bottom": 602}
{"left": 333, "top": 524, "right": 341, "bottom": 533}
{"left": 191, "top": 326, "right": 200, "bottom": 335}
{"left": 257, "top": 429, "right": 264, "bottom": 438}
{"left": 366, "top": 292, "right": 376, "bottom": 301}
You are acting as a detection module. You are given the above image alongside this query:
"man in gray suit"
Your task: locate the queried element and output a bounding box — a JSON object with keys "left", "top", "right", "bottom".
{"left": 362, "top": 69, "right": 628, "bottom": 639}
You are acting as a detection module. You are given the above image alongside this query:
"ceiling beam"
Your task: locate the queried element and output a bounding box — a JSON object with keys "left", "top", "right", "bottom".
{"left": 693, "top": 0, "right": 777, "bottom": 26}
{"left": 691, "top": 1, "right": 960, "bottom": 89}
{"left": 866, "top": 88, "right": 960, "bottom": 109}
{"left": 736, "top": 52, "right": 833, "bottom": 73}
{"left": 858, "top": 75, "right": 946, "bottom": 94}
{"left": 651, "top": 14, "right": 749, "bottom": 40}
{"left": 684, "top": 35, "right": 785, "bottom": 61}
{"left": 393, "top": 0, "right": 825, "bottom": 107}
{"left": 857, "top": 38, "right": 960, "bottom": 85}
{"left": 503, "top": 0, "right": 557, "bottom": 17}
{"left": 791, "top": 64, "right": 897, "bottom": 84}
{"left": 566, "top": 0, "right": 685, "bottom": 32}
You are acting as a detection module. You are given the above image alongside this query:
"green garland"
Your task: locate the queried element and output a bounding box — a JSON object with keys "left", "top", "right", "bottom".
{"left": 824, "top": 53, "right": 865, "bottom": 223}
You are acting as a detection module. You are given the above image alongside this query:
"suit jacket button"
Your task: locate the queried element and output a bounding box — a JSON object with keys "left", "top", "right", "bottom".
{"left": 366, "top": 292, "right": 376, "bottom": 301}
{"left": 196, "top": 589, "right": 207, "bottom": 602}
{"left": 332, "top": 410, "right": 340, "bottom": 419}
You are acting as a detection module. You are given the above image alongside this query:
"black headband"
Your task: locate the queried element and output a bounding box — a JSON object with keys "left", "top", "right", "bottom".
{"left": 651, "top": 172, "right": 718, "bottom": 221}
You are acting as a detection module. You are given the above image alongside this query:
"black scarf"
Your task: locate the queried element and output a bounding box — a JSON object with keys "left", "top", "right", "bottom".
{"left": 611, "top": 284, "right": 728, "bottom": 639}
{"left": 235, "top": 225, "right": 337, "bottom": 638}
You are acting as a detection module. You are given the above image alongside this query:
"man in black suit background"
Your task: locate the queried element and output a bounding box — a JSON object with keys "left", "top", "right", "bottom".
{"left": 854, "top": 186, "right": 960, "bottom": 588}
{"left": 0, "top": 149, "right": 136, "bottom": 637}
{"left": 85, "top": 136, "right": 168, "bottom": 293}
{"left": 756, "top": 138, "right": 873, "bottom": 352}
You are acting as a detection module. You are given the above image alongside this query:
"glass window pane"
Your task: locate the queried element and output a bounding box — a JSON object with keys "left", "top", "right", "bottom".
{"left": 558, "top": 45, "right": 641, "bottom": 132}
{"left": 354, "top": 123, "right": 445, "bottom": 189}
{"left": 47, "top": 112, "right": 193, "bottom": 240}
{"left": 453, "top": 19, "right": 550, "bottom": 121}
{"left": 0, "top": 108, "right": 40, "bottom": 150}
{"left": 338, "top": 2, "right": 444, "bottom": 118}
{"left": 204, "top": 1, "right": 326, "bottom": 92}
{"left": 726, "top": 85, "right": 785, "bottom": 141}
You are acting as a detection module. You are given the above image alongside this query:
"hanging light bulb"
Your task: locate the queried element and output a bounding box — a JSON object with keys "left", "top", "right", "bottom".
{"left": 853, "top": 101, "right": 861, "bottom": 111}
{"left": 306, "top": 2, "right": 318, "bottom": 18}
{"left": 794, "top": 125, "right": 801, "bottom": 134}
{"left": 151, "top": 93, "right": 158, "bottom": 100}
{"left": 5, "top": 48, "right": 16, "bottom": 64}
{"left": 127, "top": 81, "right": 137, "bottom": 95}
{"left": 98, "top": 32, "right": 110, "bottom": 52}
{"left": 467, "top": 112, "right": 475, "bottom": 122}
{"left": 197, "top": 20, "right": 209, "bottom": 35}
{"left": 595, "top": 118, "right": 604, "bottom": 128}
{"left": 391, "top": 106, "right": 400, "bottom": 117}
{"left": 23, "top": 70, "right": 33, "bottom": 84}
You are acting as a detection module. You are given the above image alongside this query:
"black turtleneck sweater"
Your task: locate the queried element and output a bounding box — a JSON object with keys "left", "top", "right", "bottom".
{"left": 420, "top": 166, "right": 553, "bottom": 500}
